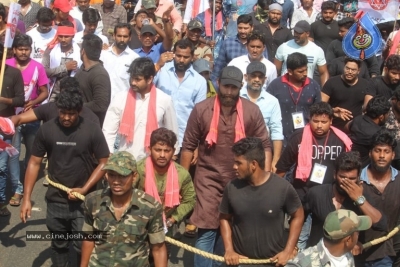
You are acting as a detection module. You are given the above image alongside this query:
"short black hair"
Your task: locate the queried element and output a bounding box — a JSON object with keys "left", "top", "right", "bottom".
{"left": 59, "top": 77, "right": 81, "bottom": 92}
{"left": 365, "top": 95, "right": 391, "bottom": 119}
{"left": 385, "top": 55, "right": 400, "bottom": 71}
{"left": 321, "top": 1, "right": 337, "bottom": 11}
{"left": 55, "top": 87, "right": 84, "bottom": 112}
{"left": 309, "top": 102, "right": 334, "bottom": 119}
{"left": 257, "top": 0, "right": 274, "bottom": 9}
{"left": 247, "top": 31, "right": 265, "bottom": 46}
{"left": 237, "top": 14, "right": 253, "bottom": 26}
{"left": 12, "top": 34, "right": 32, "bottom": 48}
{"left": 0, "top": 3, "right": 5, "bottom": 22}
{"left": 287, "top": 52, "right": 308, "bottom": 70}
{"left": 114, "top": 22, "right": 132, "bottom": 36}
{"left": 344, "top": 57, "right": 361, "bottom": 68}
{"left": 82, "top": 8, "right": 101, "bottom": 24}
{"left": 370, "top": 128, "right": 397, "bottom": 151}
{"left": 232, "top": 137, "right": 266, "bottom": 170}
{"left": 128, "top": 57, "right": 156, "bottom": 79}
{"left": 334, "top": 151, "right": 362, "bottom": 176}
{"left": 135, "top": 9, "right": 149, "bottom": 19}
{"left": 36, "top": 7, "right": 55, "bottom": 23}
{"left": 393, "top": 88, "right": 400, "bottom": 101}
{"left": 174, "top": 39, "right": 195, "bottom": 55}
{"left": 150, "top": 127, "right": 177, "bottom": 148}
{"left": 338, "top": 17, "right": 355, "bottom": 29}
{"left": 59, "top": 20, "right": 74, "bottom": 27}
{"left": 82, "top": 34, "right": 102, "bottom": 60}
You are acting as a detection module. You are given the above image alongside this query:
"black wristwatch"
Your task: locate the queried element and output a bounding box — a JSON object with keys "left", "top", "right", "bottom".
{"left": 354, "top": 195, "right": 366, "bottom": 206}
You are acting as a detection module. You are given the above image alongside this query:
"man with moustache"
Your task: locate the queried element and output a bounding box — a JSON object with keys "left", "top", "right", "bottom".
{"left": 355, "top": 129, "right": 400, "bottom": 266}
{"left": 154, "top": 39, "right": 207, "bottom": 148}
{"left": 185, "top": 19, "right": 213, "bottom": 63}
{"left": 70, "top": 0, "right": 104, "bottom": 35}
{"left": 304, "top": 151, "right": 385, "bottom": 248}
{"left": 73, "top": 8, "right": 108, "bottom": 46}
{"left": 220, "top": 137, "right": 303, "bottom": 267}
{"left": 103, "top": 57, "right": 179, "bottom": 162}
{"left": 322, "top": 58, "right": 368, "bottom": 131}
{"left": 181, "top": 66, "right": 272, "bottom": 267}
{"left": 81, "top": 151, "right": 168, "bottom": 267}
{"left": 100, "top": 23, "right": 139, "bottom": 100}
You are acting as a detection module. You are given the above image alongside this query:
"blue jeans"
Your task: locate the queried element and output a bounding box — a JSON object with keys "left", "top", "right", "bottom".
{"left": 194, "top": 228, "right": 225, "bottom": 267}
{"left": 9, "top": 121, "right": 40, "bottom": 195}
{"left": 362, "top": 256, "right": 393, "bottom": 267}
{"left": 0, "top": 139, "right": 12, "bottom": 203}
{"left": 297, "top": 213, "right": 312, "bottom": 250}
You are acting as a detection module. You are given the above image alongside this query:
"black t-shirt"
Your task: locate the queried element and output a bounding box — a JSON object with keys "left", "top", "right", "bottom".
{"left": 328, "top": 56, "right": 370, "bottom": 79}
{"left": 276, "top": 128, "right": 346, "bottom": 201}
{"left": 219, "top": 174, "right": 301, "bottom": 262}
{"left": 322, "top": 76, "right": 368, "bottom": 131}
{"left": 33, "top": 102, "right": 100, "bottom": 125}
{"left": 31, "top": 117, "right": 109, "bottom": 203}
{"left": 310, "top": 20, "right": 340, "bottom": 53}
{"left": 366, "top": 76, "right": 400, "bottom": 101}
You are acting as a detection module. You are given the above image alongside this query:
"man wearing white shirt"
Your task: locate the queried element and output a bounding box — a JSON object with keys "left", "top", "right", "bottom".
{"left": 291, "top": 0, "right": 318, "bottom": 28}
{"left": 69, "top": 0, "right": 103, "bottom": 34}
{"left": 73, "top": 8, "right": 109, "bottom": 45}
{"left": 228, "top": 31, "right": 277, "bottom": 89}
{"left": 102, "top": 57, "right": 179, "bottom": 161}
{"left": 100, "top": 23, "right": 139, "bottom": 99}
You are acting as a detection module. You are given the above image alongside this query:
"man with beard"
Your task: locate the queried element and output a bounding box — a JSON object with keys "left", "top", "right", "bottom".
{"left": 73, "top": 8, "right": 108, "bottom": 45}
{"left": 364, "top": 55, "right": 400, "bottom": 105}
{"left": 275, "top": 20, "right": 329, "bottom": 86}
{"left": 186, "top": 19, "right": 213, "bottom": 64}
{"left": 240, "top": 62, "right": 283, "bottom": 172}
{"left": 70, "top": 0, "right": 103, "bottom": 34}
{"left": 103, "top": 57, "right": 179, "bottom": 161}
{"left": 252, "top": 3, "right": 293, "bottom": 62}
{"left": 228, "top": 31, "right": 277, "bottom": 88}
{"left": 348, "top": 96, "right": 390, "bottom": 168}
{"left": 181, "top": 66, "right": 271, "bottom": 267}
{"left": 154, "top": 39, "right": 207, "bottom": 148}
{"left": 18, "top": 0, "right": 41, "bottom": 30}
{"left": 309, "top": 1, "right": 339, "bottom": 54}
{"left": 135, "top": 128, "right": 195, "bottom": 236}
{"left": 304, "top": 151, "right": 385, "bottom": 248}
{"left": 322, "top": 58, "right": 368, "bottom": 131}
{"left": 100, "top": 23, "right": 139, "bottom": 100}
{"left": 6, "top": 34, "right": 49, "bottom": 207}
{"left": 355, "top": 129, "right": 400, "bottom": 266}
{"left": 134, "top": 6, "right": 174, "bottom": 63}
{"left": 220, "top": 137, "right": 303, "bottom": 267}
{"left": 75, "top": 34, "right": 110, "bottom": 126}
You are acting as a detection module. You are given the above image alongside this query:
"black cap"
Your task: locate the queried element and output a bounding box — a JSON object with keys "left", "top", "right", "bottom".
{"left": 140, "top": 25, "right": 156, "bottom": 35}
{"left": 246, "top": 62, "right": 266, "bottom": 75}
{"left": 220, "top": 66, "right": 243, "bottom": 88}
{"left": 293, "top": 20, "right": 310, "bottom": 34}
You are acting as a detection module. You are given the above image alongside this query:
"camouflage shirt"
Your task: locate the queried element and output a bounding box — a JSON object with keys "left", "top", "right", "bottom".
{"left": 82, "top": 188, "right": 165, "bottom": 267}
{"left": 385, "top": 108, "right": 400, "bottom": 141}
{"left": 193, "top": 42, "right": 214, "bottom": 63}
{"left": 285, "top": 240, "right": 354, "bottom": 267}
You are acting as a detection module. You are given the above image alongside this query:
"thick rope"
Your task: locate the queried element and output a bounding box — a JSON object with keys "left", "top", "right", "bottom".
{"left": 45, "top": 176, "right": 274, "bottom": 264}
{"left": 362, "top": 225, "right": 400, "bottom": 249}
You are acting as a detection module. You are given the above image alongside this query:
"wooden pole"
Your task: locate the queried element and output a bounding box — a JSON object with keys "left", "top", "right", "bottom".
{"left": 0, "top": 46, "right": 8, "bottom": 95}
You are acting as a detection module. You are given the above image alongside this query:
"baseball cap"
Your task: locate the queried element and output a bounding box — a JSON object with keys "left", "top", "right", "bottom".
{"left": 140, "top": 25, "right": 156, "bottom": 35}
{"left": 103, "top": 151, "right": 137, "bottom": 176}
{"left": 246, "top": 61, "right": 266, "bottom": 76}
{"left": 220, "top": 66, "right": 243, "bottom": 88}
{"left": 53, "top": 0, "right": 72, "bottom": 13}
{"left": 142, "top": 0, "right": 157, "bottom": 9}
{"left": 193, "top": 59, "right": 211, "bottom": 74}
{"left": 324, "top": 209, "right": 372, "bottom": 240}
{"left": 188, "top": 20, "right": 204, "bottom": 31}
{"left": 293, "top": 20, "right": 311, "bottom": 34}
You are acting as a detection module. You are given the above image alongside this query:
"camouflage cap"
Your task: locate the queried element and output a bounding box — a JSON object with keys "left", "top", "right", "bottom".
{"left": 188, "top": 19, "right": 204, "bottom": 31}
{"left": 143, "top": 0, "right": 157, "bottom": 9}
{"left": 324, "top": 209, "right": 372, "bottom": 240}
{"left": 103, "top": 151, "right": 137, "bottom": 176}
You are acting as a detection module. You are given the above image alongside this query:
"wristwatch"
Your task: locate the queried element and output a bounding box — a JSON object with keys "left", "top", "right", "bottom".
{"left": 355, "top": 195, "right": 366, "bottom": 206}
{"left": 166, "top": 218, "right": 174, "bottom": 228}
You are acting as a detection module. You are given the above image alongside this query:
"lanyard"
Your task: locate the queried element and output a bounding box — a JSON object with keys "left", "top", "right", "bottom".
{"left": 312, "top": 131, "right": 330, "bottom": 164}
{"left": 288, "top": 85, "right": 304, "bottom": 110}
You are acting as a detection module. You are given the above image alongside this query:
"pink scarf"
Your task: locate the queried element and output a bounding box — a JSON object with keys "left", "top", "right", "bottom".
{"left": 144, "top": 157, "right": 180, "bottom": 208}
{"left": 118, "top": 84, "right": 158, "bottom": 147}
{"left": 295, "top": 124, "right": 352, "bottom": 182}
{"left": 389, "top": 30, "right": 400, "bottom": 57}
{"left": 205, "top": 97, "right": 245, "bottom": 147}
{"left": 204, "top": 8, "right": 223, "bottom": 37}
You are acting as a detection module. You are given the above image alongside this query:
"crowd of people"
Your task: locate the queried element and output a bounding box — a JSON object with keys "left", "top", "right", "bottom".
{"left": 0, "top": 0, "right": 397, "bottom": 266}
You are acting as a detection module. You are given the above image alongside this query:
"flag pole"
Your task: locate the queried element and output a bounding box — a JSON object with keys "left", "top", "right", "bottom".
{"left": 212, "top": 0, "right": 216, "bottom": 41}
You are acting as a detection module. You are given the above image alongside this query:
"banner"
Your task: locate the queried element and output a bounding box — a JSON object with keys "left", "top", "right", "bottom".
{"left": 358, "top": 0, "right": 399, "bottom": 24}
{"left": 4, "top": 2, "right": 21, "bottom": 48}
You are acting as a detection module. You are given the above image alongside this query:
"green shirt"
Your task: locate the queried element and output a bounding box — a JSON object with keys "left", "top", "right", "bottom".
{"left": 83, "top": 188, "right": 165, "bottom": 267}
{"left": 136, "top": 158, "right": 196, "bottom": 222}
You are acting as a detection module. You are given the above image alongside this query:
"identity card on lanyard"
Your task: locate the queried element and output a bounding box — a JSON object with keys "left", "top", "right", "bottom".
{"left": 309, "top": 131, "right": 330, "bottom": 184}
{"left": 288, "top": 85, "right": 305, "bottom": 129}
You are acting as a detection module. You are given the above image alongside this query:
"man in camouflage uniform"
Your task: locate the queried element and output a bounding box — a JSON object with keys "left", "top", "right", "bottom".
{"left": 81, "top": 151, "right": 168, "bottom": 267}
{"left": 286, "top": 209, "right": 371, "bottom": 267}
{"left": 186, "top": 19, "right": 214, "bottom": 64}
